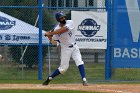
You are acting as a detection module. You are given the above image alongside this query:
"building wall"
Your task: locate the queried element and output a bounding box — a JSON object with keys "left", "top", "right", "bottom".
{"left": 42, "top": 0, "right": 105, "bottom": 8}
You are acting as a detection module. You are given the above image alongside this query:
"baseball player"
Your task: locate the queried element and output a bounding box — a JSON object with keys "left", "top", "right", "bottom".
{"left": 43, "top": 12, "right": 88, "bottom": 86}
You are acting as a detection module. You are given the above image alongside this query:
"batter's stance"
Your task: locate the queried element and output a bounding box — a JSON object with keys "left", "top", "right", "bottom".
{"left": 43, "top": 12, "right": 88, "bottom": 86}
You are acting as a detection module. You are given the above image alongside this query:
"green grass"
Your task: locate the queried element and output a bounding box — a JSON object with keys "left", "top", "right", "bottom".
{"left": 0, "top": 62, "right": 105, "bottom": 83}
{"left": 0, "top": 90, "right": 105, "bottom": 93}
{"left": 111, "top": 68, "right": 140, "bottom": 80}
{"left": 0, "top": 80, "right": 43, "bottom": 84}
{"left": 49, "top": 63, "right": 105, "bottom": 83}
{"left": 1, "top": 62, "right": 140, "bottom": 84}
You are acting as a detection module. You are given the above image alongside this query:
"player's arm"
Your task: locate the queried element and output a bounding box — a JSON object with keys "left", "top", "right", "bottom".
{"left": 45, "top": 27, "right": 68, "bottom": 36}
{"left": 50, "top": 39, "right": 57, "bottom": 45}
{"left": 46, "top": 35, "right": 57, "bottom": 45}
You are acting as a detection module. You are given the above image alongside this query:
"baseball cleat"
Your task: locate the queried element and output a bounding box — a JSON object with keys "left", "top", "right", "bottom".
{"left": 42, "top": 77, "right": 51, "bottom": 85}
{"left": 83, "top": 81, "right": 88, "bottom": 86}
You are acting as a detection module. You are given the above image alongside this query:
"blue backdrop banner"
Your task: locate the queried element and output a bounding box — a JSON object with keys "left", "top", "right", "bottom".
{"left": 112, "top": 0, "right": 140, "bottom": 68}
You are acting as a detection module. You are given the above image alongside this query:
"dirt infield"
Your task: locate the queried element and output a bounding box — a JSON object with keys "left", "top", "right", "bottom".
{"left": 0, "top": 84, "right": 140, "bottom": 93}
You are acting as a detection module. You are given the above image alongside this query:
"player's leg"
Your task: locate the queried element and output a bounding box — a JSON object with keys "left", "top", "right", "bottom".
{"left": 72, "top": 45, "right": 88, "bottom": 86}
{"left": 42, "top": 69, "right": 60, "bottom": 85}
{"left": 58, "top": 46, "right": 72, "bottom": 74}
{"left": 43, "top": 47, "right": 72, "bottom": 85}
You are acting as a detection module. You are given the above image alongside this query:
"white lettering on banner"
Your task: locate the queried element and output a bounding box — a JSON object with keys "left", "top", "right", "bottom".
{"left": 78, "top": 26, "right": 100, "bottom": 30}
{"left": 114, "top": 48, "right": 140, "bottom": 58}
{"left": 126, "top": 0, "right": 140, "bottom": 42}
{"left": 76, "top": 38, "right": 106, "bottom": 42}
{"left": 114, "top": 48, "right": 121, "bottom": 57}
{"left": 0, "top": 21, "right": 15, "bottom": 26}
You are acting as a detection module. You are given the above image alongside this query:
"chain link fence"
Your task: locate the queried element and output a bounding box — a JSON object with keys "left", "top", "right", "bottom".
{"left": 43, "top": 0, "right": 106, "bottom": 83}
{"left": 0, "top": 0, "right": 107, "bottom": 84}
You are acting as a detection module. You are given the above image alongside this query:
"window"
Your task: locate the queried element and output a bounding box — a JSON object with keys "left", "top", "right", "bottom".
{"left": 47, "top": 0, "right": 79, "bottom": 8}
{"left": 89, "top": 0, "right": 94, "bottom": 6}
{"left": 85, "top": 0, "right": 95, "bottom": 7}
{"left": 58, "top": 0, "right": 64, "bottom": 7}
{"left": 74, "top": 0, "right": 78, "bottom": 7}
{"left": 47, "top": 0, "right": 51, "bottom": 7}
{"left": 51, "top": 0, "right": 57, "bottom": 7}
{"left": 66, "top": 0, "right": 72, "bottom": 7}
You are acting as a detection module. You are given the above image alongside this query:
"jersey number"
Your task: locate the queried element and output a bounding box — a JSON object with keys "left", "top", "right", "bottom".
{"left": 68, "top": 31, "right": 72, "bottom": 37}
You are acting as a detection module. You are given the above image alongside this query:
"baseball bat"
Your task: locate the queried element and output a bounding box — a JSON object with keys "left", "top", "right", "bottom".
{"left": 44, "top": 24, "right": 57, "bottom": 37}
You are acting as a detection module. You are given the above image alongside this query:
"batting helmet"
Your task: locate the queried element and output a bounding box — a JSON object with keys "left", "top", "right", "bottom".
{"left": 55, "top": 12, "right": 65, "bottom": 21}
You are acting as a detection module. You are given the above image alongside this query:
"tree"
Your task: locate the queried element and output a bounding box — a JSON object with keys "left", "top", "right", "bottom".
{"left": 1, "top": 0, "right": 55, "bottom": 68}
{"left": 9, "top": 46, "right": 47, "bottom": 68}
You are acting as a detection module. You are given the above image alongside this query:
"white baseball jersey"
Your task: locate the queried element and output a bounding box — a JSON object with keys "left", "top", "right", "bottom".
{"left": 52, "top": 20, "right": 84, "bottom": 74}
{"left": 52, "top": 20, "right": 76, "bottom": 46}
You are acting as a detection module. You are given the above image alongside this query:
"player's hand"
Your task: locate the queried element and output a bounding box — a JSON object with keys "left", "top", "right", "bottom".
{"left": 44, "top": 32, "right": 53, "bottom": 41}
{"left": 46, "top": 34, "right": 52, "bottom": 38}
{"left": 44, "top": 31, "right": 51, "bottom": 36}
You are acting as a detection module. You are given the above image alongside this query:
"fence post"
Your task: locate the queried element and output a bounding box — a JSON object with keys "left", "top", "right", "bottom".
{"left": 38, "top": 0, "right": 43, "bottom": 80}
{"left": 105, "top": 0, "right": 112, "bottom": 80}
